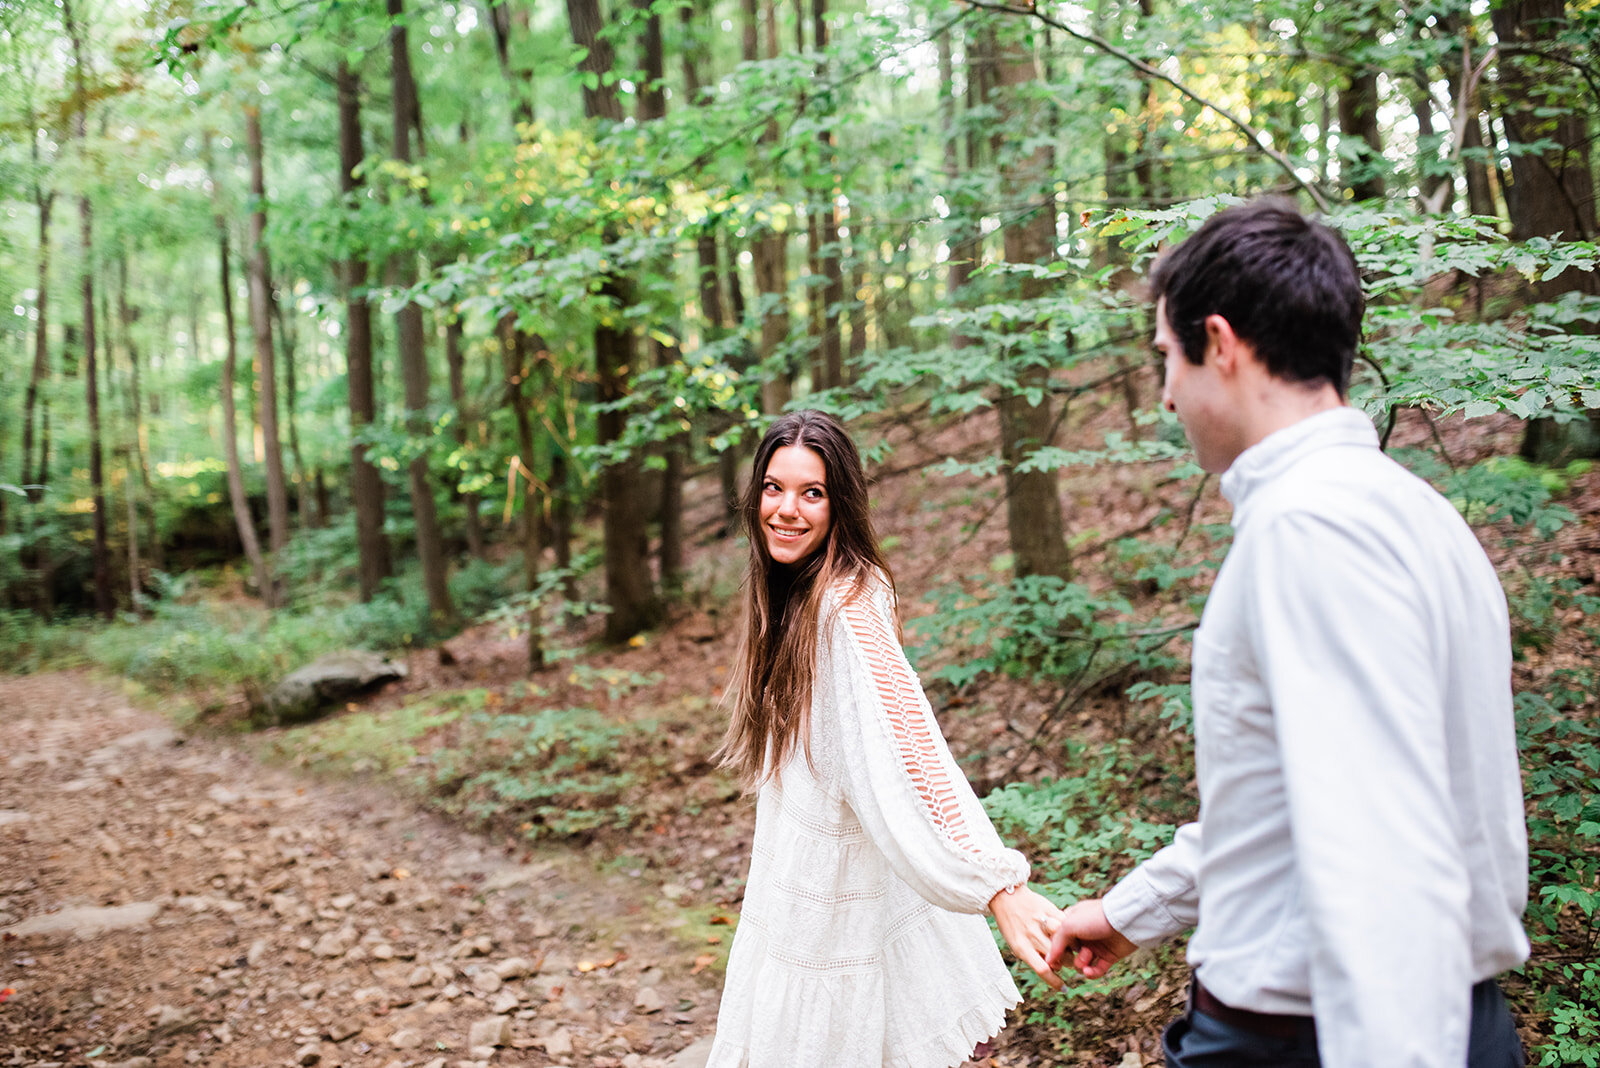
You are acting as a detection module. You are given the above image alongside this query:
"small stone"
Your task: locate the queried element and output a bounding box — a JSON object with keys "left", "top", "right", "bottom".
{"left": 407, "top": 965, "right": 434, "bottom": 988}
{"left": 294, "top": 1041, "right": 322, "bottom": 1065}
{"left": 390, "top": 1028, "right": 423, "bottom": 1050}
{"left": 246, "top": 938, "right": 269, "bottom": 966}
{"left": 353, "top": 986, "right": 389, "bottom": 1006}
{"left": 468, "top": 1016, "right": 512, "bottom": 1049}
{"left": 372, "top": 943, "right": 395, "bottom": 960}
{"left": 331, "top": 893, "right": 357, "bottom": 910}
{"left": 327, "top": 1020, "right": 360, "bottom": 1043}
{"left": 490, "top": 990, "right": 519, "bottom": 1014}
{"left": 634, "top": 987, "right": 668, "bottom": 1014}
{"left": 472, "top": 934, "right": 494, "bottom": 955}
{"left": 1117, "top": 1055, "right": 1144, "bottom": 1068}
{"left": 541, "top": 1027, "right": 574, "bottom": 1057}
{"left": 471, "top": 970, "right": 503, "bottom": 995}
{"left": 440, "top": 982, "right": 462, "bottom": 1000}
{"left": 298, "top": 981, "right": 326, "bottom": 1000}
{"left": 150, "top": 1004, "right": 192, "bottom": 1028}
{"left": 312, "top": 931, "right": 349, "bottom": 958}
{"left": 493, "top": 957, "right": 534, "bottom": 980}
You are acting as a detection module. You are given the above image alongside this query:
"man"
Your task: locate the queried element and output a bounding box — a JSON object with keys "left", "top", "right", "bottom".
{"left": 1047, "top": 199, "right": 1530, "bottom": 1066}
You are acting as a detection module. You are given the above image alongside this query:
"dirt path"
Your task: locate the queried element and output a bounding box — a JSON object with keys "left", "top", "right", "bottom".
{"left": 0, "top": 672, "right": 721, "bottom": 1068}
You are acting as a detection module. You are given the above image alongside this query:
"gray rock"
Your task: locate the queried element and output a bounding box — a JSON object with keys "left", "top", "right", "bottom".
{"left": 260, "top": 652, "right": 408, "bottom": 727}
{"left": 634, "top": 987, "right": 668, "bottom": 1014}
{"left": 467, "top": 1016, "right": 511, "bottom": 1049}
{"left": 294, "top": 1041, "right": 323, "bottom": 1065}
{"left": 493, "top": 956, "right": 535, "bottom": 979}
{"left": 666, "top": 1036, "right": 716, "bottom": 1068}
{"left": 2, "top": 901, "right": 162, "bottom": 940}
{"left": 389, "top": 1028, "right": 423, "bottom": 1049}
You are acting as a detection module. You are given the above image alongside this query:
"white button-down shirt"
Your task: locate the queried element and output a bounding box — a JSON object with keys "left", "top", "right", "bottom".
{"left": 1104, "top": 407, "right": 1529, "bottom": 1067}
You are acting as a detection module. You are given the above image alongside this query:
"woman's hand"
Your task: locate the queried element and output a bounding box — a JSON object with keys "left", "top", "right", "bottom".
{"left": 988, "top": 885, "right": 1064, "bottom": 991}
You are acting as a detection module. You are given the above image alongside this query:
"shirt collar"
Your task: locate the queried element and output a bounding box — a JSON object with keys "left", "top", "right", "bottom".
{"left": 1219, "top": 406, "right": 1379, "bottom": 513}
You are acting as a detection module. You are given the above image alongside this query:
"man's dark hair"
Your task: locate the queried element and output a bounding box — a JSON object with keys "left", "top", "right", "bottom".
{"left": 1149, "top": 198, "right": 1364, "bottom": 395}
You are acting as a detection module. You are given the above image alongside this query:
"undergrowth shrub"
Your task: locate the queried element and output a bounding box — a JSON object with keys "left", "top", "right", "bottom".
{"left": 429, "top": 705, "right": 646, "bottom": 838}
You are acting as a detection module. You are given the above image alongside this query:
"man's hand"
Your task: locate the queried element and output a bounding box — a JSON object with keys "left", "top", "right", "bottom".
{"left": 1045, "top": 898, "right": 1136, "bottom": 980}
{"left": 989, "top": 885, "right": 1064, "bottom": 990}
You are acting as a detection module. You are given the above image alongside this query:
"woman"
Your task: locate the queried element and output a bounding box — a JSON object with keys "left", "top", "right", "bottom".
{"left": 707, "top": 410, "right": 1062, "bottom": 1068}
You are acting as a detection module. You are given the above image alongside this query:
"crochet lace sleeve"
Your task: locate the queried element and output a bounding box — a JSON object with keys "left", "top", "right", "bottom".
{"left": 827, "top": 580, "right": 1030, "bottom": 914}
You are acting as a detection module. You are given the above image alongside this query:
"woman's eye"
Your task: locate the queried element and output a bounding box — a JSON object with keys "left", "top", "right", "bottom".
{"left": 804, "top": 488, "right": 824, "bottom": 499}
{"left": 762, "top": 482, "right": 780, "bottom": 494}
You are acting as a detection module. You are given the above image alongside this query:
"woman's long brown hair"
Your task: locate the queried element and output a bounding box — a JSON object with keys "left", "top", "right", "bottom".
{"left": 715, "top": 410, "right": 895, "bottom": 791}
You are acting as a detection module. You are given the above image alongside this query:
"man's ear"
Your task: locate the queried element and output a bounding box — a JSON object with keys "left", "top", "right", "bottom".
{"left": 1202, "top": 313, "right": 1246, "bottom": 377}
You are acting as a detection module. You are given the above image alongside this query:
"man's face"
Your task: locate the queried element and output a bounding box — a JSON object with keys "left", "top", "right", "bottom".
{"left": 1156, "top": 298, "right": 1241, "bottom": 474}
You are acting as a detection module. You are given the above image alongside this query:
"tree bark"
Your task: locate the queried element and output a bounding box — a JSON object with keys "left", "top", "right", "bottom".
{"left": 1338, "top": 66, "right": 1386, "bottom": 201}
{"left": 638, "top": 0, "right": 685, "bottom": 597}
{"left": 750, "top": 0, "right": 792, "bottom": 413}
{"left": 337, "top": 60, "right": 393, "bottom": 602}
{"left": 995, "top": 23, "right": 1070, "bottom": 582}
{"left": 244, "top": 104, "right": 291, "bottom": 570}
{"left": 812, "top": 0, "right": 844, "bottom": 390}
{"left": 22, "top": 190, "right": 51, "bottom": 501}
{"left": 499, "top": 316, "right": 545, "bottom": 671}
{"left": 567, "top": 0, "right": 662, "bottom": 640}
{"left": 444, "top": 317, "right": 485, "bottom": 560}
{"left": 206, "top": 132, "right": 272, "bottom": 605}
{"left": 483, "top": 1, "right": 534, "bottom": 128}
{"left": 273, "top": 291, "right": 317, "bottom": 528}
{"left": 389, "top": 0, "right": 456, "bottom": 626}
{"left": 63, "top": 0, "right": 113, "bottom": 619}
{"left": 1493, "top": 0, "right": 1600, "bottom": 463}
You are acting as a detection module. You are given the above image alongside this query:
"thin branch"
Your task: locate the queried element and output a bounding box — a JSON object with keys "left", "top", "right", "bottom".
{"left": 961, "top": 0, "right": 1332, "bottom": 212}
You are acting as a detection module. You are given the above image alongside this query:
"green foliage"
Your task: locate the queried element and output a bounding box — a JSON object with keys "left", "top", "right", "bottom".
{"left": 429, "top": 704, "right": 645, "bottom": 839}
{"left": 264, "top": 690, "right": 481, "bottom": 776}
{"left": 982, "top": 739, "right": 1191, "bottom": 1025}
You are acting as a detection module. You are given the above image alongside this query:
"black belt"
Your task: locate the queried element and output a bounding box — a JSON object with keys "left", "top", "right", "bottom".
{"left": 1192, "top": 978, "right": 1316, "bottom": 1041}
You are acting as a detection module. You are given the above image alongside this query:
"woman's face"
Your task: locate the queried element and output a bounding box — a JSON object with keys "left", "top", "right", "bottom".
{"left": 759, "top": 444, "right": 832, "bottom": 566}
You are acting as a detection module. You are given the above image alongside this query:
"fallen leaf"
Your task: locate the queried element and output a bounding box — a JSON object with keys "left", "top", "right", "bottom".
{"left": 690, "top": 955, "right": 716, "bottom": 975}
{"left": 708, "top": 915, "right": 731, "bottom": 926}
{"left": 392, "top": 868, "right": 411, "bottom": 880}
{"left": 705, "top": 935, "right": 721, "bottom": 945}
{"left": 577, "top": 952, "right": 624, "bottom": 973}
{"left": 0, "top": 988, "right": 14, "bottom": 1004}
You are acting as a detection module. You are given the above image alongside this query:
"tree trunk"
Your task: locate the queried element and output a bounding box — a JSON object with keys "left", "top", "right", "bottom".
{"left": 206, "top": 132, "right": 272, "bottom": 605}
{"left": 567, "top": 0, "right": 662, "bottom": 640}
{"left": 273, "top": 291, "right": 317, "bottom": 528}
{"left": 119, "top": 254, "right": 161, "bottom": 576}
{"left": 812, "top": 0, "right": 843, "bottom": 390}
{"left": 1338, "top": 66, "right": 1386, "bottom": 201}
{"left": 995, "top": 24, "right": 1070, "bottom": 582}
{"left": 1493, "top": 0, "right": 1600, "bottom": 463}
{"left": 637, "top": 0, "right": 685, "bottom": 596}
{"left": 444, "top": 317, "right": 485, "bottom": 560}
{"left": 244, "top": 104, "right": 291, "bottom": 570}
{"left": 337, "top": 60, "right": 393, "bottom": 602}
{"left": 63, "top": 0, "right": 113, "bottom": 619}
{"left": 484, "top": 1, "right": 534, "bottom": 128}
{"left": 499, "top": 316, "right": 545, "bottom": 671}
{"left": 750, "top": 0, "right": 792, "bottom": 413}
{"left": 388, "top": 0, "right": 456, "bottom": 626}
{"left": 22, "top": 192, "right": 51, "bottom": 501}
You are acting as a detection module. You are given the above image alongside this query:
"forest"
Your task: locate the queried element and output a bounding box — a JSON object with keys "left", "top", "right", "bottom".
{"left": 1, "top": 0, "right": 1598, "bottom": 1064}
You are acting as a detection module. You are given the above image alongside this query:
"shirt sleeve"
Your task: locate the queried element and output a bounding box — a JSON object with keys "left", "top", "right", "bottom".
{"left": 826, "top": 580, "right": 1030, "bottom": 914}
{"left": 1102, "top": 821, "right": 1202, "bottom": 946}
{"left": 1248, "top": 511, "right": 1471, "bottom": 1068}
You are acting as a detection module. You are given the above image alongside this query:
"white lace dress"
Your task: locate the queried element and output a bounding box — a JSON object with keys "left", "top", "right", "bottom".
{"left": 707, "top": 576, "right": 1029, "bottom": 1068}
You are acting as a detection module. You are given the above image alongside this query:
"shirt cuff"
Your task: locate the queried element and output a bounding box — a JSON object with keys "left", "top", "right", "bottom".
{"left": 1103, "top": 868, "right": 1187, "bottom": 947}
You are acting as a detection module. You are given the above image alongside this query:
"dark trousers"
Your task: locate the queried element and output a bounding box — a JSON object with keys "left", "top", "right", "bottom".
{"left": 1162, "top": 979, "right": 1526, "bottom": 1067}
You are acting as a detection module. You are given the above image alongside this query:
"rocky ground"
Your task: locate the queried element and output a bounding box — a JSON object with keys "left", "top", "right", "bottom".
{"left": 0, "top": 671, "right": 724, "bottom": 1068}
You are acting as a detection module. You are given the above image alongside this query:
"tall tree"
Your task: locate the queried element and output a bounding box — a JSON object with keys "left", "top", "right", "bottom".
{"left": 245, "top": 101, "right": 291, "bottom": 567}
{"left": 637, "top": 0, "right": 685, "bottom": 597}
{"left": 994, "top": 21, "right": 1070, "bottom": 582}
{"left": 750, "top": 0, "right": 792, "bottom": 413}
{"left": 63, "top": 0, "right": 113, "bottom": 619}
{"left": 1492, "top": 0, "right": 1600, "bottom": 463}
{"left": 388, "top": 0, "right": 456, "bottom": 625}
{"left": 206, "top": 131, "right": 272, "bottom": 605}
{"left": 566, "top": 0, "right": 662, "bottom": 641}
{"left": 337, "top": 59, "right": 394, "bottom": 602}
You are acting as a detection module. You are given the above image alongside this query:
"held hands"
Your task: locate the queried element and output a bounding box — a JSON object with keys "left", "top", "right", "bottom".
{"left": 988, "top": 885, "right": 1065, "bottom": 991}
{"left": 1045, "top": 898, "right": 1136, "bottom": 980}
